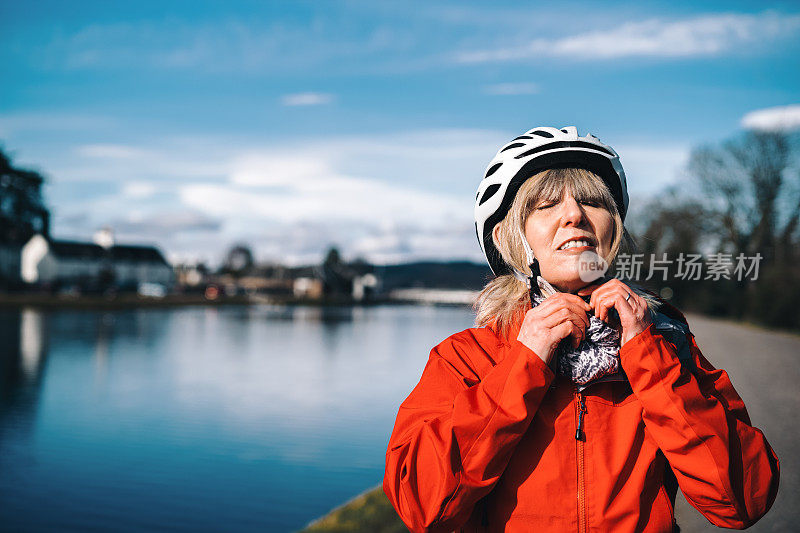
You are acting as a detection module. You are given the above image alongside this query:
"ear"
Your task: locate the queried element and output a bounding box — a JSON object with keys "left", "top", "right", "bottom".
{"left": 492, "top": 224, "right": 502, "bottom": 245}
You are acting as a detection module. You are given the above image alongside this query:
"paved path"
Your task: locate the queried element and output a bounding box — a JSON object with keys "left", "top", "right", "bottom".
{"left": 674, "top": 314, "right": 799, "bottom": 532}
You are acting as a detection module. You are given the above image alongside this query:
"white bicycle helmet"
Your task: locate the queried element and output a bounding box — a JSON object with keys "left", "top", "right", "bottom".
{"left": 475, "top": 126, "right": 629, "bottom": 276}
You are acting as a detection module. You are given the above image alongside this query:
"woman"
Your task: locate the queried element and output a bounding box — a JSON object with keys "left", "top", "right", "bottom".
{"left": 383, "top": 127, "right": 780, "bottom": 532}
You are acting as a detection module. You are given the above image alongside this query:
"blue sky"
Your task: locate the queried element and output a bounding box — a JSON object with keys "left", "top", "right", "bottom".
{"left": 2, "top": 1, "right": 799, "bottom": 265}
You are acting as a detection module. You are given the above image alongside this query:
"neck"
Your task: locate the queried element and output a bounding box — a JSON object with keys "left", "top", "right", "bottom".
{"left": 549, "top": 279, "right": 591, "bottom": 294}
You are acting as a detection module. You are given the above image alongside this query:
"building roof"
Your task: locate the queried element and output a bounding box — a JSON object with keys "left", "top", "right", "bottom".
{"left": 49, "top": 240, "right": 107, "bottom": 260}
{"left": 48, "top": 239, "right": 169, "bottom": 265}
{"left": 110, "top": 244, "right": 168, "bottom": 264}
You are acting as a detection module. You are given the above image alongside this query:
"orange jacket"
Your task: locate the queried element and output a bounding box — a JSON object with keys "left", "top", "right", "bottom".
{"left": 383, "top": 305, "right": 780, "bottom": 532}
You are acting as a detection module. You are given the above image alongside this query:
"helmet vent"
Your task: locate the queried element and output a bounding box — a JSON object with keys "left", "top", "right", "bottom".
{"left": 513, "top": 135, "right": 533, "bottom": 141}
{"left": 484, "top": 162, "right": 503, "bottom": 179}
{"left": 500, "top": 142, "right": 525, "bottom": 153}
{"left": 514, "top": 141, "right": 615, "bottom": 159}
{"left": 532, "top": 130, "right": 554, "bottom": 138}
{"left": 479, "top": 184, "right": 501, "bottom": 205}
{"left": 561, "top": 129, "right": 568, "bottom": 133}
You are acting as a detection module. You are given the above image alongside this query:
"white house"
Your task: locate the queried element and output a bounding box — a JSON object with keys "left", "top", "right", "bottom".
{"left": 21, "top": 234, "right": 173, "bottom": 289}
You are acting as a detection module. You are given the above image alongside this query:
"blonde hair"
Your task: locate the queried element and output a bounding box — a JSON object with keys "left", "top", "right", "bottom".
{"left": 474, "top": 167, "right": 655, "bottom": 336}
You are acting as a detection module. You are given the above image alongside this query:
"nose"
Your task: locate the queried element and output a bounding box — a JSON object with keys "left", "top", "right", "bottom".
{"left": 560, "top": 195, "right": 586, "bottom": 227}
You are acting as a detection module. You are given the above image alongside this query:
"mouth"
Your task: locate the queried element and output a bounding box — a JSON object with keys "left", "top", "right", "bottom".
{"left": 556, "top": 237, "right": 597, "bottom": 252}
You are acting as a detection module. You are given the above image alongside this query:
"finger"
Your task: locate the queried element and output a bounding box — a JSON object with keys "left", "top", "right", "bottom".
{"left": 554, "top": 321, "right": 575, "bottom": 345}
{"left": 590, "top": 278, "right": 630, "bottom": 308}
{"left": 592, "top": 283, "right": 626, "bottom": 316}
{"left": 595, "top": 296, "right": 610, "bottom": 323}
{"left": 570, "top": 323, "right": 583, "bottom": 348}
{"left": 540, "top": 293, "right": 591, "bottom": 313}
{"left": 552, "top": 318, "right": 585, "bottom": 347}
{"left": 612, "top": 291, "right": 637, "bottom": 325}
{"left": 576, "top": 283, "right": 601, "bottom": 298}
{"left": 540, "top": 311, "right": 587, "bottom": 345}
{"left": 540, "top": 308, "right": 587, "bottom": 334}
{"left": 591, "top": 291, "right": 607, "bottom": 321}
{"left": 558, "top": 301, "right": 591, "bottom": 330}
{"left": 533, "top": 297, "right": 590, "bottom": 327}
{"left": 589, "top": 282, "right": 611, "bottom": 309}
{"left": 543, "top": 303, "right": 590, "bottom": 331}
{"left": 595, "top": 294, "right": 619, "bottom": 323}
{"left": 567, "top": 316, "right": 588, "bottom": 345}
{"left": 597, "top": 291, "right": 635, "bottom": 325}
{"left": 562, "top": 293, "right": 593, "bottom": 312}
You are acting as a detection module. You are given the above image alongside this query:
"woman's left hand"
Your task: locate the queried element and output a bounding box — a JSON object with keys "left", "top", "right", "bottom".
{"left": 576, "top": 279, "right": 652, "bottom": 345}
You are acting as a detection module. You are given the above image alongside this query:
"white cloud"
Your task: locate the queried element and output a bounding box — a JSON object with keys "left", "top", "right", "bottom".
{"left": 178, "top": 155, "right": 465, "bottom": 225}
{"left": 121, "top": 182, "right": 158, "bottom": 198}
{"left": 77, "top": 144, "right": 149, "bottom": 159}
{"left": 113, "top": 209, "right": 221, "bottom": 234}
{"left": 66, "top": 139, "right": 228, "bottom": 182}
{"left": 44, "top": 129, "right": 508, "bottom": 266}
{"left": 281, "top": 92, "right": 335, "bottom": 107}
{"left": 230, "top": 155, "right": 330, "bottom": 187}
{"left": 741, "top": 104, "right": 800, "bottom": 132}
{"left": 457, "top": 11, "right": 800, "bottom": 63}
{"left": 484, "top": 82, "right": 539, "bottom": 95}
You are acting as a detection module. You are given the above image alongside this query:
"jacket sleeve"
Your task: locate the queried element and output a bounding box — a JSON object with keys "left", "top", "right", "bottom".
{"left": 619, "top": 320, "right": 780, "bottom": 529}
{"left": 383, "top": 329, "right": 555, "bottom": 533}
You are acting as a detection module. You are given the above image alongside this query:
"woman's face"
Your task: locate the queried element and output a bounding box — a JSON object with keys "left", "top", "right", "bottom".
{"left": 524, "top": 189, "right": 614, "bottom": 293}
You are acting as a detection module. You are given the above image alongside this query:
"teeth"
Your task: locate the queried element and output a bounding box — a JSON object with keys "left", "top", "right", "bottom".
{"left": 559, "top": 240, "right": 591, "bottom": 250}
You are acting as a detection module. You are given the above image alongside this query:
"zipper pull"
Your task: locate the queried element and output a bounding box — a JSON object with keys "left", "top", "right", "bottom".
{"left": 575, "top": 392, "right": 586, "bottom": 441}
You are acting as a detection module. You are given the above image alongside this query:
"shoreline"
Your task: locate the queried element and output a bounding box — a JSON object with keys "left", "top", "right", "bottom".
{"left": 0, "top": 292, "right": 475, "bottom": 311}
{"left": 2, "top": 294, "right": 795, "bottom": 336}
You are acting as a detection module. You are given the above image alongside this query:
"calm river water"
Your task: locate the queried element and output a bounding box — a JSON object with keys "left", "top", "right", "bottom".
{"left": 0, "top": 305, "right": 475, "bottom": 532}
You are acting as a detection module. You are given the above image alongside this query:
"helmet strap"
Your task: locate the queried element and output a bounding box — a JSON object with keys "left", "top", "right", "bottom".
{"left": 516, "top": 227, "right": 541, "bottom": 299}
{"left": 528, "top": 258, "right": 541, "bottom": 300}
{"left": 518, "top": 227, "right": 535, "bottom": 265}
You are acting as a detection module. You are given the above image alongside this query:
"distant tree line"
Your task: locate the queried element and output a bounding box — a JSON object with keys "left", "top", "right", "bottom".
{"left": 632, "top": 130, "right": 799, "bottom": 330}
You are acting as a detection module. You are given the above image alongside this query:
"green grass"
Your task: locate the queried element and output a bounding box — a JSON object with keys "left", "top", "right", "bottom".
{"left": 299, "top": 486, "right": 407, "bottom": 533}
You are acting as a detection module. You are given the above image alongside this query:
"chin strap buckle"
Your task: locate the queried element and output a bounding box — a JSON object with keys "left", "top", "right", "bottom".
{"left": 528, "top": 259, "right": 541, "bottom": 301}
{"left": 515, "top": 227, "right": 541, "bottom": 301}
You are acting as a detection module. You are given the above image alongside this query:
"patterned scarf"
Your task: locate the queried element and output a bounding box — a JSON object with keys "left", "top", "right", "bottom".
{"left": 530, "top": 276, "right": 623, "bottom": 386}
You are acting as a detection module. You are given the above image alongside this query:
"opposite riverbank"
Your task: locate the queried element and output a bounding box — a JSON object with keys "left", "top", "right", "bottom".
{"left": 0, "top": 288, "right": 479, "bottom": 310}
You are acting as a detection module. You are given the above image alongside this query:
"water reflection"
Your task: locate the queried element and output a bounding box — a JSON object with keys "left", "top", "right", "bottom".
{"left": 20, "top": 309, "right": 45, "bottom": 379}
{"left": 0, "top": 304, "right": 474, "bottom": 532}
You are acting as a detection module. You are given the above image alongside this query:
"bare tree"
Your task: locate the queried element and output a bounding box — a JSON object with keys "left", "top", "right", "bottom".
{"left": 632, "top": 130, "right": 800, "bottom": 329}
{"left": 688, "top": 131, "right": 798, "bottom": 263}
{"left": 0, "top": 146, "right": 50, "bottom": 244}
{"left": 635, "top": 187, "right": 713, "bottom": 257}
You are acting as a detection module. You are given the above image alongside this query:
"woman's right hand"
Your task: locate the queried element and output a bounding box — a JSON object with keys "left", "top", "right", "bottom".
{"left": 516, "top": 294, "right": 592, "bottom": 365}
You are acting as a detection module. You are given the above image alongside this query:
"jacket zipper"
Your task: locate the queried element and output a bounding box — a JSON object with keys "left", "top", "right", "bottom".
{"left": 575, "top": 388, "right": 587, "bottom": 533}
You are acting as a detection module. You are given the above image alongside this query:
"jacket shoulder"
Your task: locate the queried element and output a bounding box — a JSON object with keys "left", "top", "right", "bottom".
{"left": 650, "top": 302, "right": 694, "bottom": 369}
{"left": 653, "top": 298, "right": 690, "bottom": 328}
{"left": 432, "top": 327, "right": 507, "bottom": 384}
